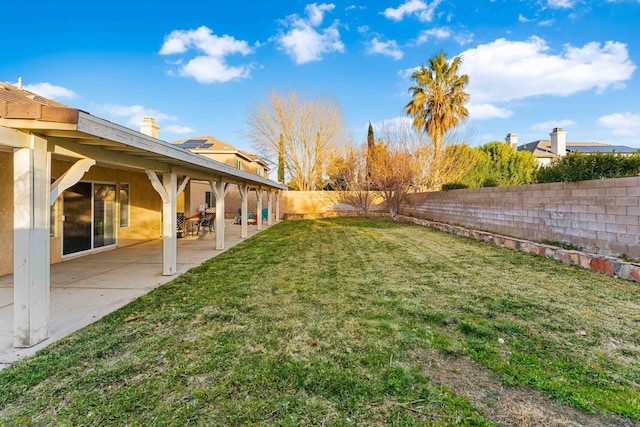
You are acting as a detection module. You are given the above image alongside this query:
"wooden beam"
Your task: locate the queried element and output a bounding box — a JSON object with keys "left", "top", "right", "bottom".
{"left": 0, "top": 126, "right": 30, "bottom": 149}
{"left": 51, "top": 138, "right": 170, "bottom": 172}
{"left": 50, "top": 158, "right": 96, "bottom": 205}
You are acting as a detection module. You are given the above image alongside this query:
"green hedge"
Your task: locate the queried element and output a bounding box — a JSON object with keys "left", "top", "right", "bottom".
{"left": 536, "top": 152, "right": 640, "bottom": 183}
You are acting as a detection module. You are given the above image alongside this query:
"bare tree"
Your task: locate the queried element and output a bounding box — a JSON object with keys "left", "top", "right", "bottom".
{"left": 246, "top": 90, "right": 347, "bottom": 190}
{"left": 369, "top": 122, "right": 419, "bottom": 218}
{"left": 329, "top": 146, "right": 379, "bottom": 217}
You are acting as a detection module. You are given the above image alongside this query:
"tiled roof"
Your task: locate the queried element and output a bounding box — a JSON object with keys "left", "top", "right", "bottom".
{"left": 0, "top": 82, "right": 70, "bottom": 108}
{"left": 0, "top": 81, "right": 80, "bottom": 123}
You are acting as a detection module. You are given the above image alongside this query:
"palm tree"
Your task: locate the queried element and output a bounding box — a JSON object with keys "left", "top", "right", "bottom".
{"left": 405, "top": 52, "right": 469, "bottom": 154}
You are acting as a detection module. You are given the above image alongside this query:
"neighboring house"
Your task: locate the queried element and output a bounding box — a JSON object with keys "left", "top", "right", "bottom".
{"left": 170, "top": 136, "right": 272, "bottom": 216}
{"left": 170, "top": 136, "right": 270, "bottom": 179}
{"left": 506, "top": 128, "right": 638, "bottom": 166}
{"left": 0, "top": 81, "right": 286, "bottom": 348}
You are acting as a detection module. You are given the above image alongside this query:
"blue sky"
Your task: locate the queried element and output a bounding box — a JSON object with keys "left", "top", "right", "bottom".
{"left": 3, "top": 0, "right": 640, "bottom": 157}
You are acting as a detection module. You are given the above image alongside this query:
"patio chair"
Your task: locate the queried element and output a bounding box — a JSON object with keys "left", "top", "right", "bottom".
{"left": 177, "top": 212, "right": 186, "bottom": 238}
{"left": 261, "top": 208, "right": 268, "bottom": 223}
{"left": 200, "top": 211, "right": 215, "bottom": 232}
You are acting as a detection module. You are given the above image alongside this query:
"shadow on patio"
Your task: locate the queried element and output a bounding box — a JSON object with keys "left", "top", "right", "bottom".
{"left": 0, "top": 219, "right": 271, "bottom": 369}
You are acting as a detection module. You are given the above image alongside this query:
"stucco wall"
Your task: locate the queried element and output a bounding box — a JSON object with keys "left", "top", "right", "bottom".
{"left": 0, "top": 152, "right": 13, "bottom": 276}
{"left": 0, "top": 158, "right": 163, "bottom": 276}
{"left": 51, "top": 161, "right": 163, "bottom": 252}
{"left": 400, "top": 177, "right": 640, "bottom": 258}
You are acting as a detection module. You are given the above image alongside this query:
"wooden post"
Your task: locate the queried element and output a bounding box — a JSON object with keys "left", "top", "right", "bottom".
{"left": 256, "top": 188, "right": 263, "bottom": 231}
{"left": 210, "top": 180, "right": 228, "bottom": 250}
{"left": 162, "top": 172, "right": 177, "bottom": 275}
{"left": 266, "top": 190, "right": 273, "bottom": 226}
{"left": 238, "top": 184, "right": 249, "bottom": 238}
{"left": 13, "top": 134, "right": 51, "bottom": 347}
{"left": 146, "top": 170, "right": 178, "bottom": 276}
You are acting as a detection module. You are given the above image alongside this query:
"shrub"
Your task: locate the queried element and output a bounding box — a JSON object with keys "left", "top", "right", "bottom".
{"left": 536, "top": 152, "right": 640, "bottom": 183}
{"left": 441, "top": 182, "right": 469, "bottom": 191}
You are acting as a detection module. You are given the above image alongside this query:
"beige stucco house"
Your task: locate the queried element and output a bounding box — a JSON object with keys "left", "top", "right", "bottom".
{"left": 169, "top": 136, "right": 273, "bottom": 217}
{"left": 507, "top": 128, "right": 638, "bottom": 166}
{"left": 0, "top": 81, "right": 286, "bottom": 348}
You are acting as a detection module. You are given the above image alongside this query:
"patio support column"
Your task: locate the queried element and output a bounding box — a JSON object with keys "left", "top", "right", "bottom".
{"left": 13, "top": 134, "right": 51, "bottom": 347}
{"left": 256, "top": 187, "right": 263, "bottom": 231}
{"left": 266, "top": 190, "right": 273, "bottom": 226}
{"left": 238, "top": 184, "right": 249, "bottom": 238}
{"left": 275, "top": 190, "right": 281, "bottom": 222}
{"left": 146, "top": 170, "right": 178, "bottom": 276}
{"left": 210, "top": 180, "right": 229, "bottom": 250}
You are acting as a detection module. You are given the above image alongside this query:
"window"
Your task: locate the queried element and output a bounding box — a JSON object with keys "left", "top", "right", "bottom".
{"left": 119, "top": 183, "right": 130, "bottom": 227}
{"left": 205, "top": 191, "right": 212, "bottom": 209}
{"left": 235, "top": 159, "right": 242, "bottom": 170}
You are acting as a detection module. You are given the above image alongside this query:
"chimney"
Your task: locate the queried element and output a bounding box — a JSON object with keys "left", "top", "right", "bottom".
{"left": 139, "top": 116, "right": 160, "bottom": 139}
{"left": 18, "top": 77, "right": 23, "bottom": 90}
{"left": 505, "top": 132, "right": 518, "bottom": 150}
{"left": 550, "top": 127, "right": 567, "bottom": 157}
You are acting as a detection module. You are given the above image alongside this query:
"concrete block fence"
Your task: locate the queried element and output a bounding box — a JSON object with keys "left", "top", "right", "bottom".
{"left": 400, "top": 177, "right": 640, "bottom": 259}
{"left": 397, "top": 215, "right": 640, "bottom": 284}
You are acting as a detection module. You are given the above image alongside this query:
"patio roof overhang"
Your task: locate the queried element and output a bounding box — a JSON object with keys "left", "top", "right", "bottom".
{"left": 0, "top": 103, "right": 287, "bottom": 191}
{"left": 1, "top": 90, "right": 286, "bottom": 349}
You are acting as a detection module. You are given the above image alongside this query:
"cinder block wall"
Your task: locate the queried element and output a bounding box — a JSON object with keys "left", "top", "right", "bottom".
{"left": 400, "top": 177, "right": 640, "bottom": 258}
{"left": 280, "top": 191, "right": 387, "bottom": 218}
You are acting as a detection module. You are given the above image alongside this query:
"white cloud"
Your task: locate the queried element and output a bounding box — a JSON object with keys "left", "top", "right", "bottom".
{"left": 159, "top": 26, "right": 255, "bottom": 83}
{"left": 398, "top": 66, "right": 420, "bottom": 80}
{"left": 367, "top": 38, "right": 403, "bottom": 60}
{"left": 547, "top": 0, "right": 576, "bottom": 8}
{"left": 306, "top": 3, "right": 335, "bottom": 26}
{"left": 415, "top": 27, "right": 451, "bottom": 44}
{"left": 274, "top": 3, "right": 345, "bottom": 64}
{"left": 164, "top": 124, "right": 195, "bottom": 134}
{"left": 181, "top": 56, "right": 252, "bottom": 83}
{"left": 518, "top": 14, "right": 533, "bottom": 23}
{"left": 467, "top": 103, "right": 513, "bottom": 120}
{"left": 538, "top": 19, "right": 555, "bottom": 26}
{"left": 97, "top": 104, "right": 177, "bottom": 127}
{"left": 414, "top": 27, "right": 473, "bottom": 46}
{"left": 22, "top": 82, "right": 77, "bottom": 100}
{"left": 453, "top": 32, "right": 474, "bottom": 46}
{"left": 459, "top": 37, "right": 636, "bottom": 104}
{"left": 598, "top": 112, "right": 640, "bottom": 136}
{"left": 531, "top": 119, "right": 576, "bottom": 131}
{"left": 382, "top": 0, "right": 443, "bottom": 22}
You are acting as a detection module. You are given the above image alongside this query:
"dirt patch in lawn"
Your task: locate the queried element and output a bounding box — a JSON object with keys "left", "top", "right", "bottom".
{"left": 413, "top": 349, "right": 638, "bottom": 427}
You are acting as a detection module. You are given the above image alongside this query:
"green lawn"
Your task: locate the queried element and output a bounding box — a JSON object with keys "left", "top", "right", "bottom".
{"left": 1, "top": 217, "right": 639, "bottom": 426}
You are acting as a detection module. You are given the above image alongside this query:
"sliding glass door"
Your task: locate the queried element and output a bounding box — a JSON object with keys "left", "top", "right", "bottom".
{"left": 63, "top": 182, "right": 92, "bottom": 255}
{"left": 63, "top": 182, "right": 117, "bottom": 256}
{"left": 94, "top": 184, "right": 116, "bottom": 248}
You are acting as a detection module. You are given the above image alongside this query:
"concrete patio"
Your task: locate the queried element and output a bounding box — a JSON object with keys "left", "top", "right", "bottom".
{"left": 0, "top": 219, "right": 270, "bottom": 370}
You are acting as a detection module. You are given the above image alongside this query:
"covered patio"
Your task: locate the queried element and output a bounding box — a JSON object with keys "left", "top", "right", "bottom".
{"left": 0, "top": 219, "right": 269, "bottom": 370}
{"left": 0, "top": 81, "right": 287, "bottom": 351}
